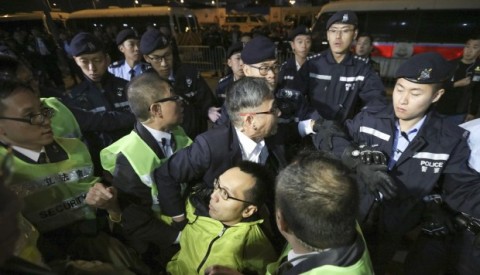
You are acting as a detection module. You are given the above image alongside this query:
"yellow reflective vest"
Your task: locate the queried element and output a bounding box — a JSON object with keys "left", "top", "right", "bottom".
{"left": 1, "top": 137, "right": 97, "bottom": 233}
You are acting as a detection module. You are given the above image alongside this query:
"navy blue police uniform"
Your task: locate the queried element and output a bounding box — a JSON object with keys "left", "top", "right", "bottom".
{"left": 140, "top": 29, "right": 215, "bottom": 139}
{"left": 298, "top": 11, "right": 387, "bottom": 123}
{"left": 326, "top": 52, "right": 480, "bottom": 274}
{"left": 277, "top": 25, "right": 311, "bottom": 91}
{"left": 215, "top": 41, "right": 244, "bottom": 106}
{"left": 108, "top": 29, "right": 149, "bottom": 81}
{"left": 69, "top": 32, "right": 133, "bottom": 175}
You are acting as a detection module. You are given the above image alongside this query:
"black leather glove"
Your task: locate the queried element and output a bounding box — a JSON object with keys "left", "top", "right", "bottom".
{"left": 356, "top": 163, "right": 398, "bottom": 201}
{"left": 342, "top": 145, "right": 398, "bottom": 200}
{"left": 312, "top": 117, "right": 348, "bottom": 150}
{"left": 421, "top": 200, "right": 456, "bottom": 236}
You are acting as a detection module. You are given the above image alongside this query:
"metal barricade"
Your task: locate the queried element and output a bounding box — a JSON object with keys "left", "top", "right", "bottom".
{"left": 179, "top": 45, "right": 226, "bottom": 74}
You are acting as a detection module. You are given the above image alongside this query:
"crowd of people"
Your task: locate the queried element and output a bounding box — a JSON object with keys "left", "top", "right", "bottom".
{"left": 0, "top": 9, "right": 480, "bottom": 275}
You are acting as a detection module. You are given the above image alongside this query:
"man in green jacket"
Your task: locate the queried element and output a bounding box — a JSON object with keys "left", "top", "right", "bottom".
{"left": 167, "top": 161, "right": 277, "bottom": 275}
{"left": 206, "top": 151, "right": 374, "bottom": 275}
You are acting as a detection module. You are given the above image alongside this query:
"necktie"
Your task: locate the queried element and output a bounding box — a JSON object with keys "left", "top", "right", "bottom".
{"left": 161, "top": 134, "right": 176, "bottom": 158}
{"left": 38, "top": 152, "right": 49, "bottom": 164}
{"left": 129, "top": 69, "right": 135, "bottom": 80}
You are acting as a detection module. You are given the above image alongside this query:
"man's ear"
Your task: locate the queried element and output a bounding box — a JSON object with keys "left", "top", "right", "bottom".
{"left": 242, "top": 205, "right": 258, "bottom": 218}
{"left": 150, "top": 103, "right": 163, "bottom": 118}
{"left": 276, "top": 209, "right": 290, "bottom": 234}
{"left": 353, "top": 29, "right": 358, "bottom": 40}
{"left": 432, "top": 88, "right": 445, "bottom": 103}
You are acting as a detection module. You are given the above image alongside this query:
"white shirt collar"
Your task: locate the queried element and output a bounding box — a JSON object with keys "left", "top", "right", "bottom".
{"left": 235, "top": 127, "right": 265, "bottom": 163}
{"left": 142, "top": 123, "right": 171, "bottom": 144}
{"left": 12, "top": 145, "right": 45, "bottom": 162}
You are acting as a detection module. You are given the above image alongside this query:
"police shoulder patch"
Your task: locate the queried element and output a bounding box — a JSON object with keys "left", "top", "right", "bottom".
{"left": 306, "top": 53, "right": 322, "bottom": 61}
{"left": 109, "top": 60, "right": 125, "bottom": 68}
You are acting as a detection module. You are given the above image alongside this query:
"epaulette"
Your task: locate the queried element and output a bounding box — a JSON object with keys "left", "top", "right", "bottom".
{"left": 109, "top": 60, "right": 125, "bottom": 68}
{"left": 218, "top": 74, "right": 232, "bottom": 83}
{"left": 306, "top": 53, "right": 322, "bottom": 61}
{"left": 353, "top": 55, "right": 368, "bottom": 63}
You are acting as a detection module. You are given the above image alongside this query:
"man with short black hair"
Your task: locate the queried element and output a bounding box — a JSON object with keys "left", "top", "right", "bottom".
{"left": 298, "top": 10, "right": 387, "bottom": 123}
{"left": 355, "top": 33, "right": 380, "bottom": 75}
{"left": 167, "top": 162, "right": 277, "bottom": 274}
{"left": 215, "top": 41, "right": 245, "bottom": 107}
{"left": 205, "top": 151, "right": 374, "bottom": 274}
{"left": 108, "top": 28, "right": 148, "bottom": 81}
{"left": 69, "top": 32, "right": 133, "bottom": 175}
{"left": 140, "top": 29, "right": 217, "bottom": 138}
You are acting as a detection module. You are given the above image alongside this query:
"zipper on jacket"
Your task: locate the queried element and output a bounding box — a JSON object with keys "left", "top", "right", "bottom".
{"left": 196, "top": 226, "right": 228, "bottom": 273}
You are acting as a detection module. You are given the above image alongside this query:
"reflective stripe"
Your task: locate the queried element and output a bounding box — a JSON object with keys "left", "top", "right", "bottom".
{"left": 309, "top": 73, "right": 331, "bottom": 80}
{"left": 114, "top": 101, "right": 130, "bottom": 108}
{"left": 413, "top": 152, "right": 450, "bottom": 161}
{"left": 91, "top": 106, "right": 106, "bottom": 113}
{"left": 359, "top": 126, "right": 391, "bottom": 141}
{"left": 340, "top": 76, "right": 365, "bottom": 82}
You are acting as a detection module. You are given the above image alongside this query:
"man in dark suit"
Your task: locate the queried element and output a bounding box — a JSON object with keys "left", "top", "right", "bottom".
{"left": 95, "top": 72, "right": 192, "bottom": 268}
{"left": 154, "top": 77, "right": 286, "bottom": 223}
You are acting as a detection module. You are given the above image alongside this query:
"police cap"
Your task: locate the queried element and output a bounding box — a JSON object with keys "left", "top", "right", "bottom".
{"left": 326, "top": 10, "right": 358, "bottom": 30}
{"left": 139, "top": 29, "right": 170, "bottom": 55}
{"left": 70, "top": 32, "right": 104, "bottom": 56}
{"left": 116, "top": 28, "right": 138, "bottom": 45}
{"left": 241, "top": 35, "right": 276, "bottom": 65}
{"left": 288, "top": 25, "right": 311, "bottom": 40}
{"left": 226, "top": 42, "right": 244, "bottom": 59}
{"left": 395, "top": 52, "right": 454, "bottom": 84}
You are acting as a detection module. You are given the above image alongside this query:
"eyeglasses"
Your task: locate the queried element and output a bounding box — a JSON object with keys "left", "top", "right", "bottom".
{"left": 238, "top": 102, "right": 279, "bottom": 117}
{"left": 153, "top": 95, "right": 184, "bottom": 104}
{"left": 213, "top": 178, "right": 256, "bottom": 205}
{"left": 147, "top": 52, "right": 172, "bottom": 63}
{"left": 327, "top": 28, "right": 355, "bottom": 36}
{"left": 248, "top": 64, "right": 280, "bottom": 76}
{"left": 0, "top": 107, "right": 54, "bottom": 125}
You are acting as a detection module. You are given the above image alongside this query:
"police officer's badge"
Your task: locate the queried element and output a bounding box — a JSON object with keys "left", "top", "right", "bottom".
{"left": 342, "top": 14, "right": 349, "bottom": 22}
{"left": 418, "top": 68, "right": 432, "bottom": 81}
{"left": 186, "top": 78, "right": 192, "bottom": 88}
{"left": 116, "top": 87, "right": 124, "bottom": 97}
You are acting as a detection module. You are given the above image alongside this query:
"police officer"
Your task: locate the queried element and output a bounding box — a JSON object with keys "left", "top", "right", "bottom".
{"left": 277, "top": 25, "right": 312, "bottom": 91}
{"left": 355, "top": 33, "right": 381, "bottom": 75}
{"left": 69, "top": 32, "right": 133, "bottom": 175}
{"left": 108, "top": 28, "right": 149, "bottom": 81}
{"left": 435, "top": 35, "right": 480, "bottom": 124}
{"left": 298, "top": 10, "right": 387, "bottom": 123}
{"left": 0, "top": 54, "right": 136, "bottom": 141}
{"left": 140, "top": 29, "right": 217, "bottom": 139}
{"left": 215, "top": 41, "right": 244, "bottom": 106}
{"left": 323, "top": 52, "right": 480, "bottom": 274}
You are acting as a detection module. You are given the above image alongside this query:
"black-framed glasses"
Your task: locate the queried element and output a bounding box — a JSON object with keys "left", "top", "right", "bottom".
{"left": 0, "top": 107, "right": 55, "bottom": 125}
{"left": 147, "top": 52, "right": 172, "bottom": 63}
{"left": 213, "top": 178, "right": 256, "bottom": 205}
{"left": 248, "top": 64, "right": 280, "bottom": 76}
{"left": 153, "top": 95, "right": 184, "bottom": 104}
{"left": 238, "top": 102, "right": 279, "bottom": 117}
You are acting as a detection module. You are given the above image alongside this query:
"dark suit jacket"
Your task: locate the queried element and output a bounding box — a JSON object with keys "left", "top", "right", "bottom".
{"left": 112, "top": 122, "right": 180, "bottom": 253}
{"left": 154, "top": 123, "right": 288, "bottom": 217}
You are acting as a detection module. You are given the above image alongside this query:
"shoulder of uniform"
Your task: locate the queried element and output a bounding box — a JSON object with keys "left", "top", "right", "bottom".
{"left": 306, "top": 53, "right": 322, "bottom": 61}
{"left": 218, "top": 74, "right": 232, "bottom": 83}
{"left": 353, "top": 55, "right": 368, "bottom": 63}
{"left": 109, "top": 60, "right": 125, "bottom": 68}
